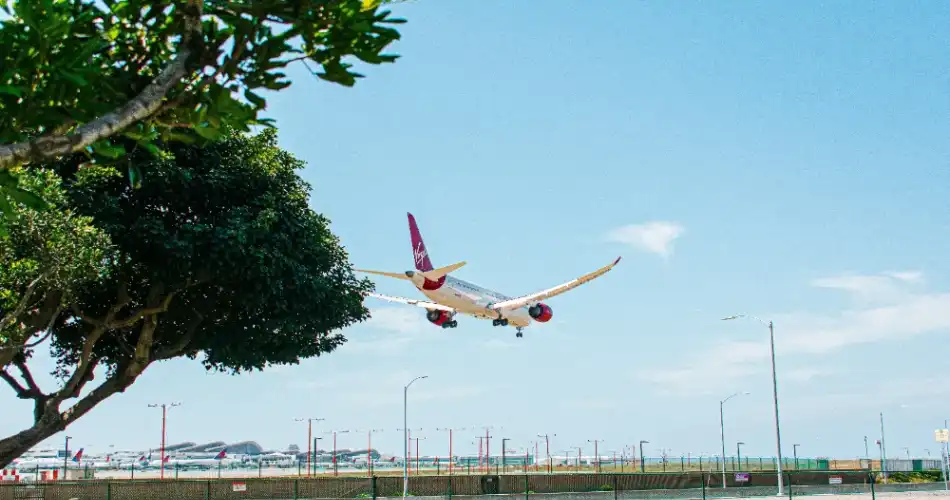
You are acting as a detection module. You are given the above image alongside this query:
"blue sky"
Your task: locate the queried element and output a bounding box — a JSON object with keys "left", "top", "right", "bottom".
{"left": 3, "top": 1, "right": 949, "bottom": 462}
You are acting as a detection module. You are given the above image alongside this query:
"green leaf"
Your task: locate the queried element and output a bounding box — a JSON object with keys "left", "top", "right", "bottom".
{"left": 194, "top": 124, "right": 223, "bottom": 141}
{"left": 0, "top": 191, "right": 12, "bottom": 217}
{"left": 5, "top": 186, "right": 49, "bottom": 210}
{"left": 0, "top": 85, "right": 23, "bottom": 98}
{"left": 244, "top": 90, "right": 266, "bottom": 109}
{"left": 91, "top": 141, "right": 127, "bottom": 159}
{"left": 128, "top": 164, "right": 142, "bottom": 189}
{"left": 59, "top": 70, "right": 89, "bottom": 87}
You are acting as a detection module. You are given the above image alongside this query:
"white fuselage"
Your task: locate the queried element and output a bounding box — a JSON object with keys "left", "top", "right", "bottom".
{"left": 413, "top": 275, "right": 533, "bottom": 327}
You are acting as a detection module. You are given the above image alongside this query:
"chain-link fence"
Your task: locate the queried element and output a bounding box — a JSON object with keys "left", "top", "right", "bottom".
{"left": 0, "top": 470, "right": 946, "bottom": 500}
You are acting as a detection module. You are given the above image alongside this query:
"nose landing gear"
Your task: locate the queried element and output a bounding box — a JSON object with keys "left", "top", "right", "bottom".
{"left": 515, "top": 327, "right": 523, "bottom": 338}
{"left": 440, "top": 320, "right": 458, "bottom": 328}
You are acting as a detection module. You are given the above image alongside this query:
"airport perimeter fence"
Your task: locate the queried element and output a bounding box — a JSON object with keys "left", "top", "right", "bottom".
{"left": 2, "top": 470, "right": 948, "bottom": 500}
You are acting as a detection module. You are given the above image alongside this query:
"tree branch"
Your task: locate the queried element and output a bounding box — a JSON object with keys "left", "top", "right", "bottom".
{"left": 0, "top": 274, "right": 46, "bottom": 332}
{"left": 0, "top": 0, "right": 205, "bottom": 169}
{"left": 0, "top": 369, "right": 28, "bottom": 398}
{"left": 154, "top": 309, "right": 204, "bottom": 360}
{"left": 13, "top": 358, "right": 43, "bottom": 398}
{"left": 107, "top": 289, "right": 179, "bottom": 330}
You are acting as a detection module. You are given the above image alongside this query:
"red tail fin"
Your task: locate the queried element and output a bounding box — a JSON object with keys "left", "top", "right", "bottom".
{"left": 407, "top": 212, "right": 434, "bottom": 272}
{"left": 215, "top": 450, "right": 226, "bottom": 459}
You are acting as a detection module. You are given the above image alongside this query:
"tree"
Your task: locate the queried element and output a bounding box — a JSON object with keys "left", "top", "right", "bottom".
{"left": 0, "top": 128, "right": 373, "bottom": 468}
{"left": 0, "top": 0, "right": 406, "bottom": 220}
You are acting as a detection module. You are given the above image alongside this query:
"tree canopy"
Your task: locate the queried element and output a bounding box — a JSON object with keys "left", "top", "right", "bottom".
{"left": 0, "top": 0, "right": 406, "bottom": 224}
{"left": 0, "top": 128, "right": 373, "bottom": 468}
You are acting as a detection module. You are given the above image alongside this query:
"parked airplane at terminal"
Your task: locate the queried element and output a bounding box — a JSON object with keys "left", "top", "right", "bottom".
{"left": 11, "top": 449, "right": 83, "bottom": 469}
{"left": 356, "top": 213, "right": 621, "bottom": 338}
{"left": 166, "top": 450, "right": 232, "bottom": 469}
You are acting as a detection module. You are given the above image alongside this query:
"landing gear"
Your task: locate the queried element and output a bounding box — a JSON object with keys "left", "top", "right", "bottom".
{"left": 515, "top": 327, "right": 524, "bottom": 338}
{"left": 492, "top": 318, "right": 509, "bottom": 327}
{"left": 440, "top": 320, "right": 458, "bottom": 329}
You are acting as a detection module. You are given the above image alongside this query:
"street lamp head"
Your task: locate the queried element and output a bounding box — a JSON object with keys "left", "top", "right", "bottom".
{"left": 639, "top": 440, "right": 649, "bottom": 444}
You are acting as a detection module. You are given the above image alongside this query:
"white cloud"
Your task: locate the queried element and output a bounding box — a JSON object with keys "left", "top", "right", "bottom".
{"left": 635, "top": 271, "right": 950, "bottom": 394}
{"left": 606, "top": 221, "right": 684, "bottom": 258}
{"left": 365, "top": 307, "right": 427, "bottom": 334}
{"left": 810, "top": 270, "right": 923, "bottom": 303}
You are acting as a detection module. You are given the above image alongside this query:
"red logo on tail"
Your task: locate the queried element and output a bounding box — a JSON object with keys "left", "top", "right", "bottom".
{"left": 407, "top": 213, "right": 434, "bottom": 272}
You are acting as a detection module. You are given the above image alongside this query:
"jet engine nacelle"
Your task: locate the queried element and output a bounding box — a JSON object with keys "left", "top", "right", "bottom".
{"left": 426, "top": 309, "right": 453, "bottom": 326}
{"left": 528, "top": 303, "right": 553, "bottom": 322}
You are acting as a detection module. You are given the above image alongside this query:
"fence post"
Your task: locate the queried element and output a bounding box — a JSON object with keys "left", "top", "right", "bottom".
{"left": 371, "top": 476, "right": 378, "bottom": 500}
{"left": 448, "top": 474, "right": 453, "bottom": 500}
{"left": 613, "top": 474, "right": 618, "bottom": 500}
{"left": 294, "top": 478, "right": 299, "bottom": 500}
{"left": 106, "top": 481, "right": 112, "bottom": 500}
{"left": 702, "top": 472, "right": 707, "bottom": 500}
{"left": 524, "top": 473, "right": 529, "bottom": 500}
{"left": 787, "top": 472, "right": 792, "bottom": 500}
{"left": 870, "top": 471, "right": 876, "bottom": 500}
{"left": 205, "top": 480, "right": 211, "bottom": 500}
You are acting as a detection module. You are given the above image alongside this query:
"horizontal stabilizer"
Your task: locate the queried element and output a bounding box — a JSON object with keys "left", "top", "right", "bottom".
{"left": 420, "top": 261, "right": 466, "bottom": 280}
{"left": 366, "top": 292, "right": 456, "bottom": 312}
{"left": 354, "top": 268, "right": 411, "bottom": 280}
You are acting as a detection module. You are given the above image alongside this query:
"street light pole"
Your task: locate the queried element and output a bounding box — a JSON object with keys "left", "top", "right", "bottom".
{"left": 148, "top": 402, "right": 181, "bottom": 480}
{"left": 403, "top": 375, "right": 428, "bottom": 498}
{"left": 537, "top": 433, "right": 555, "bottom": 473}
{"left": 880, "top": 412, "right": 888, "bottom": 483}
{"left": 720, "top": 391, "right": 748, "bottom": 488}
{"left": 722, "top": 314, "right": 784, "bottom": 495}
{"left": 793, "top": 444, "right": 800, "bottom": 470}
{"left": 501, "top": 438, "right": 510, "bottom": 474}
{"left": 639, "top": 440, "right": 649, "bottom": 473}
{"left": 63, "top": 436, "right": 71, "bottom": 478}
{"left": 737, "top": 442, "right": 744, "bottom": 472}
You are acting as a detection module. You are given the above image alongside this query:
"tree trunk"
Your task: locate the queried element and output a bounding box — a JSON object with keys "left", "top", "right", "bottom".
{"left": 0, "top": 361, "right": 148, "bottom": 469}
{"left": 0, "top": 409, "right": 67, "bottom": 470}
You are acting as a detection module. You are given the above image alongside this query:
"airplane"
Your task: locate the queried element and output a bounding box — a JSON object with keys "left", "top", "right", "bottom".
{"left": 356, "top": 213, "right": 621, "bottom": 338}
{"left": 11, "top": 448, "right": 84, "bottom": 469}
{"left": 166, "top": 450, "right": 233, "bottom": 469}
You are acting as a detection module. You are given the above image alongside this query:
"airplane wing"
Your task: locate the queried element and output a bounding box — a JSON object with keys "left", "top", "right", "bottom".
{"left": 489, "top": 256, "right": 622, "bottom": 311}
{"left": 366, "top": 292, "right": 456, "bottom": 313}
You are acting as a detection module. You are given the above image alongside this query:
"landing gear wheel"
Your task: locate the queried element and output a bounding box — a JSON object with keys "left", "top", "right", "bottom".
{"left": 515, "top": 327, "right": 524, "bottom": 338}
{"left": 492, "top": 318, "right": 509, "bottom": 327}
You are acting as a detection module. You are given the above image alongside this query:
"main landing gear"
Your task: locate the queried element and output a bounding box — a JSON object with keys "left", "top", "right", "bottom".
{"left": 440, "top": 320, "right": 458, "bottom": 329}
{"left": 492, "top": 317, "right": 524, "bottom": 338}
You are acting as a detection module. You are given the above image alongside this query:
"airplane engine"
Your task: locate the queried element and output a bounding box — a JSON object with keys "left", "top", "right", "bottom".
{"left": 528, "top": 303, "right": 553, "bottom": 322}
{"left": 426, "top": 309, "right": 452, "bottom": 325}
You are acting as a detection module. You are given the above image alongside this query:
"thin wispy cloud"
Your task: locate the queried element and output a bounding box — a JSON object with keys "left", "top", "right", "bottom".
{"left": 810, "top": 270, "right": 923, "bottom": 303}
{"left": 635, "top": 271, "right": 950, "bottom": 395}
{"left": 606, "top": 221, "right": 684, "bottom": 258}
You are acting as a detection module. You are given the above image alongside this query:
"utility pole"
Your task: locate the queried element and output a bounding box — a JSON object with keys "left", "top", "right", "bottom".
{"left": 720, "top": 392, "right": 748, "bottom": 488}
{"left": 294, "top": 417, "right": 324, "bottom": 478}
{"left": 537, "top": 433, "right": 555, "bottom": 473}
{"left": 736, "top": 442, "right": 744, "bottom": 472}
{"left": 148, "top": 402, "right": 181, "bottom": 480}
{"left": 588, "top": 440, "right": 601, "bottom": 473}
{"left": 793, "top": 444, "right": 800, "bottom": 470}
{"left": 864, "top": 436, "right": 870, "bottom": 468}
